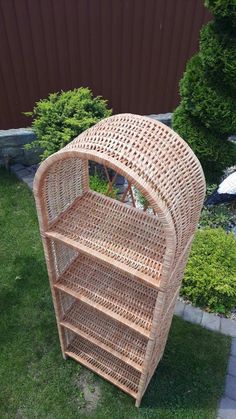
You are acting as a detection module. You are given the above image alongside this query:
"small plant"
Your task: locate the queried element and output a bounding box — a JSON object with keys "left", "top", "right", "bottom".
{"left": 25, "top": 88, "right": 112, "bottom": 160}
{"left": 89, "top": 174, "right": 118, "bottom": 199}
{"left": 181, "top": 228, "right": 236, "bottom": 315}
{"left": 199, "top": 205, "right": 236, "bottom": 230}
{"left": 199, "top": 183, "right": 236, "bottom": 229}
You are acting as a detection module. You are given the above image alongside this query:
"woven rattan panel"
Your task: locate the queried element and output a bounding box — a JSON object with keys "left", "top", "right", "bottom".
{"left": 59, "top": 295, "right": 147, "bottom": 370}
{"left": 43, "top": 157, "right": 86, "bottom": 224}
{"left": 62, "top": 114, "right": 205, "bottom": 262}
{"left": 54, "top": 253, "right": 157, "bottom": 336}
{"left": 65, "top": 332, "right": 141, "bottom": 397}
{"left": 48, "top": 190, "right": 164, "bottom": 286}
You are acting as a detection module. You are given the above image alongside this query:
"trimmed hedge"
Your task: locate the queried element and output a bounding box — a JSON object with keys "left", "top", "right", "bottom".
{"left": 172, "top": 105, "right": 236, "bottom": 180}
{"left": 181, "top": 228, "right": 236, "bottom": 315}
{"left": 25, "top": 88, "right": 112, "bottom": 160}
{"left": 180, "top": 55, "right": 236, "bottom": 136}
{"left": 200, "top": 22, "right": 236, "bottom": 94}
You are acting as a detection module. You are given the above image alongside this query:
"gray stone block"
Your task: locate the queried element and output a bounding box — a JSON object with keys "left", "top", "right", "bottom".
{"left": 218, "top": 397, "right": 236, "bottom": 419}
{"left": 0, "top": 128, "right": 39, "bottom": 165}
{"left": 174, "top": 300, "right": 185, "bottom": 317}
{"left": 23, "top": 178, "right": 34, "bottom": 190}
{"left": 149, "top": 113, "right": 172, "bottom": 127}
{"left": 2, "top": 147, "right": 24, "bottom": 158}
{"left": 201, "top": 311, "right": 221, "bottom": 332}
{"left": 183, "top": 304, "right": 203, "bottom": 325}
{"left": 229, "top": 135, "right": 236, "bottom": 143}
{"left": 231, "top": 339, "right": 236, "bottom": 357}
{"left": 23, "top": 149, "right": 40, "bottom": 165}
{"left": 225, "top": 374, "right": 236, "bottom": 400}
{"left": 10, "top": 163, "right": 25, "bottom": 173}
{"left": 220, "top": 318, "right": 236, "bottom": 337}
{"left": 228, "top": 356, "right": 236, "bottom": 377}
{"left": 12, "top": 167, "right": 31, "bottom": 180}
{"left": 0, "top": 128, "right": 35, "bottom": 146}
{"left": 21, "top": 173, "right": 34, "bottom": 184}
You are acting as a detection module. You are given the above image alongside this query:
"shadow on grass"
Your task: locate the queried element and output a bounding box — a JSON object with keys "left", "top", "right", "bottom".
{"left": 0, "top": 254, "right": 52, "bottom": 347}
{"left": 140, "top": 316, "right": 230, "bottom": 411}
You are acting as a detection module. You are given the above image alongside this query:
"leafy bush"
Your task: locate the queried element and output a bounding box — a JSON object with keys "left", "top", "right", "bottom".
{"left": 199, "top": 183, "right": 236, "bottom": 229}
{"left": 199, "top": 205, "right": 236, "bottom": 229}
{"left": 172, "top": 105, "right": 236, "bottom": 180}
{"left": 180, "top": 55, "right": 236, "bottom": 135}
{"left": 89, "top": 174, "right": 118, "bottom": 199}
{"left": 181, "top": 228, "right": 236, "bottom": 315}
{"left": 200, "top": 22, "right": 236, "bottom": 94}
{"left": 25, "top": 88, "right": 112, "bottom": 160}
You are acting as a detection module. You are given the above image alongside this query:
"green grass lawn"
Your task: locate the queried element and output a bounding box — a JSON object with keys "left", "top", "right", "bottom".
{"left": 0, "top": 168, "right": 231, "bottom": 419}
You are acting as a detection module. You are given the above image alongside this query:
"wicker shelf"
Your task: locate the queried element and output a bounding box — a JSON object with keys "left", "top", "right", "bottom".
{"left": 54, "top": 253, "right": 157, "bottom": 337}
{"left": 65, "top": 332, "right": 141, "bottom": 398}
{"left": 46, "top": 190, "right": 164, "bottom": 288}
{"left": 34, "top": 114, "right": 205, "bottom": 406}
{"left": 60, "top": 297, "right": 148, "bottom": 371}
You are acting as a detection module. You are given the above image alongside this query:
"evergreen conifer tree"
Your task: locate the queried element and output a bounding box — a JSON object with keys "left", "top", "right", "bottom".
{"left": 173, "top": 0, "right": 236, "bottom": 181}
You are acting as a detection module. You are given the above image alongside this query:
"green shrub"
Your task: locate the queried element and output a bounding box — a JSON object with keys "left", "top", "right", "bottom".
{"left": 172, "top": 105, "right": 236, "bottom": 180}
{"left": 200, "top": 22, "right": 236, "bottom": 94}
{"left": 199, "top": 205, "right": 236, "bottom": 229}
{"left": 89, "top": 174, "right": 118, "bottom": 199}
{"left": 181, "top": 228, "right": 236, "bottom": 315}
{"left": 25, "top": 88, "right": 112, "bottom": 160}
{"left": 173, "top": 1, "right": 236, "bottom": 179}
{"left": 180, "top": 55, "right": 236, "bottom": 135}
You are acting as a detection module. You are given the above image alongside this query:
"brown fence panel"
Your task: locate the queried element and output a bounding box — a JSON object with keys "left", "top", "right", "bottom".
{"left": 0, "top": 0, "right": 211, "bottom": 129}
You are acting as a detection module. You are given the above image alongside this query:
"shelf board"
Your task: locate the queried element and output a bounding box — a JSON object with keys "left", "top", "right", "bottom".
{"left": 65, "top": 333, "right": 141, "bottom": 399}
{"left": 60, "top": 299, "right": 148, "bottom": 371}
{"left": 54, "top": 253, "right": 157, "bottom": 337}
{"left": 46, "top": 190, "right": 164, "bottom": 289}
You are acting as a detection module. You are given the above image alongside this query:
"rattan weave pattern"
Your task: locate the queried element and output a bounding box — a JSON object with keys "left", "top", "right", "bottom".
{"left": 61, "top": 114, "right": 205, "bottom": 263}
{"left": 48, "top": 190, "right": 164, "bottom": 285}
{"left": 44, "top": 157, "right": 86, "bottom": 224}
{"left": 54, "top": 253, "right": 157, "bottom": 336}
{"left": 65, "top": 332, "right": 140, "bottom": 396}
{"left": 59, "top": 296, "right": 147, "bottom": 370}
{"left": 33, "top": 113, "right": 205, "bottom": 406}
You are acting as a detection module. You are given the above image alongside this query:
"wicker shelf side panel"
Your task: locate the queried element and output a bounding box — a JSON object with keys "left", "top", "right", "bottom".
{"left": 142, "top": 291, "right": 179, "bottom": 397}
{"left": 35, "top": 156, "right": 88, "bottom": 227}
{"left": 49, "top": 239, "right": 79, "bottom": 281}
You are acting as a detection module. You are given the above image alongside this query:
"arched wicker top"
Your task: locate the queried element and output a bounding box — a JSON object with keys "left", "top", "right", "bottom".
{"left": 34, "top": 113, "right": 205, "bottom": 279}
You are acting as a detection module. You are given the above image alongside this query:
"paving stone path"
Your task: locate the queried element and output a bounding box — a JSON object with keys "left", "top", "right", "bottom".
{"left": 10, "top": 162, "right": 236, "bottom": 419}
{"left": 218, "top": 339, "right": 236, "bottom": 419}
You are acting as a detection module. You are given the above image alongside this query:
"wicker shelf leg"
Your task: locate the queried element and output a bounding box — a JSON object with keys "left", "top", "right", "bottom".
{"left": 43, "top": 237, "right": 68, "bottom": 359}
{"left": 135, "top": 398, "right": 141, "bottom": 408}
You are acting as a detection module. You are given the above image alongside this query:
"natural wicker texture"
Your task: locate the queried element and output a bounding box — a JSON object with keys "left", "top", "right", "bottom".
{"left": 33, "top": 113, "right": 205, "bottom": 407}
{"left": 65, "top": 332, "right": 141, "bottom": 397}
{"left": 47, "top": 190, "right": 164, "bottom": 286}
{"left": 59, "top": 295, "right": 147, "bottom": 370}
{"left": 54, "top": 253, "right": 157, "bottom": 336}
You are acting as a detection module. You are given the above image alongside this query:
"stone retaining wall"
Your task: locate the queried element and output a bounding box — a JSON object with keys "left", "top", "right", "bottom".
{"left": 0, "top": 128, "right": 38, "bottom": 167}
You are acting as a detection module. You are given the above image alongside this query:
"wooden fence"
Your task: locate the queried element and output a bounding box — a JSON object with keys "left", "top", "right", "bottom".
{"left": 0, "top": 0, "right": 211, "bottom": 129}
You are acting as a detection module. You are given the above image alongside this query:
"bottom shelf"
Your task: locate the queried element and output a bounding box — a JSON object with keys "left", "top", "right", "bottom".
{"left": 60, "top": 297, "right": 147, "bottom": 371}
{"left": 65, "top": 333, "right": 141, "bottom": 398}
